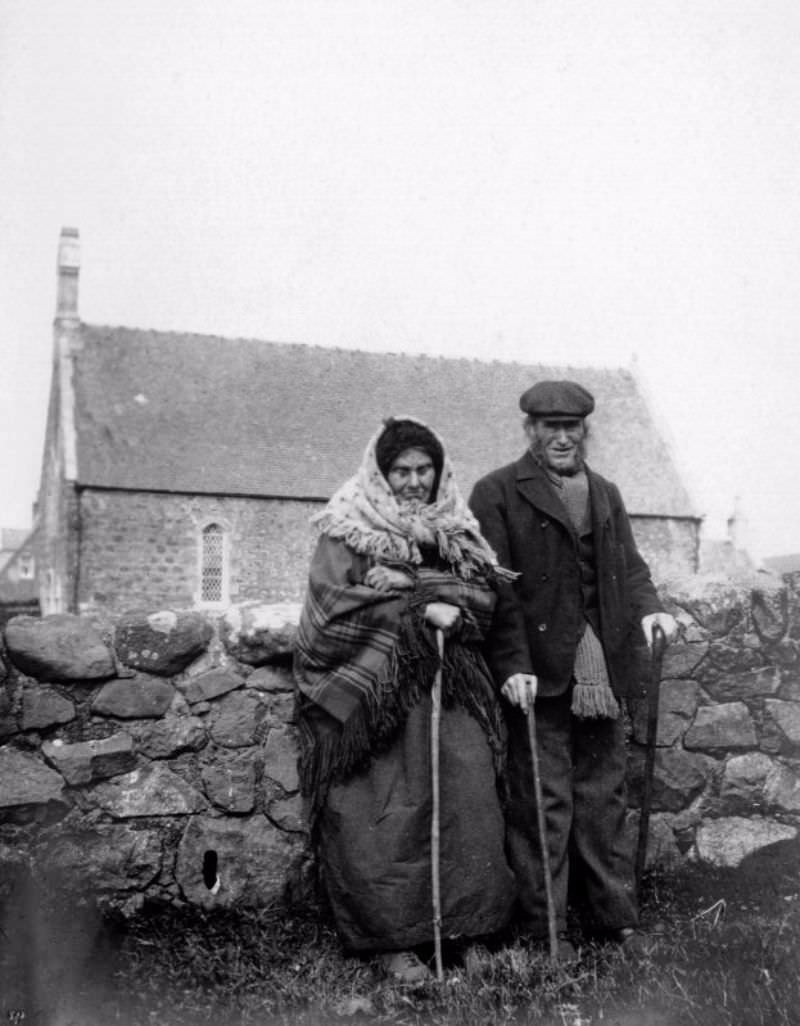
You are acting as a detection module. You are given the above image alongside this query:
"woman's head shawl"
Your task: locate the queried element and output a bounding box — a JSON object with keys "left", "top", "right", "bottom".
{"left": 312, "top": 416, "right": 503, "bottom": 579}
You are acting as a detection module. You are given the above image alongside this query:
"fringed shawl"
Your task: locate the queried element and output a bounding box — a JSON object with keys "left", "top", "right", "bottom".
{"left": 311, "top": 416, "right": 515, "bottom": 582}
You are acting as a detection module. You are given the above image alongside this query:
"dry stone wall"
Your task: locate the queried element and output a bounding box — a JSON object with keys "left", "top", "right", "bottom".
{"left": 0, "top": 603, "right": 306, "bottom": 915}
{"left": 1, "top": 571, "right": 799, "bottom": 914}
{"left": 627, "top": 571, "right": 800, "bottom": 871}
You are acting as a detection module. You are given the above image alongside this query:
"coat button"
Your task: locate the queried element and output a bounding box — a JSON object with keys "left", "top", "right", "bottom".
{"left": 540, "top": 521, "right": 549, "bottom": 528}
{"left": 537, "top": 623, "right": 547, "bottom": 632}
{"left": 541, "top": 573, "right": 549, "bottom": 582}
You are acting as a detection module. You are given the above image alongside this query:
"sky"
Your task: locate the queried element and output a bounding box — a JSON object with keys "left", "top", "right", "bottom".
{"left": 2, "top": 0, "right": 800, "bottom": 560}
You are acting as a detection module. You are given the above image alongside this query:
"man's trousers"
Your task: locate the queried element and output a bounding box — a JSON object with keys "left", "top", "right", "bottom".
{"left": 505, "top": 688, "right": 638, "bottom": 938}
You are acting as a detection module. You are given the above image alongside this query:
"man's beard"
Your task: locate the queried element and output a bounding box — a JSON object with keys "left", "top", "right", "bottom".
{"left": 531, "top": 438, "right": 586, "bottom": 477}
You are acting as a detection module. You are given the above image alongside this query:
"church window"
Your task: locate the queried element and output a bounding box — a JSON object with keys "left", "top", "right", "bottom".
{"left": 200, "top": 523, "right": 227, "bottom": 604}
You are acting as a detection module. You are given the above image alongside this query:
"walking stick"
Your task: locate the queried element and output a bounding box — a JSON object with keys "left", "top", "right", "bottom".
{"left": 430, "top": 627, "right": 445, "bottom": 982}
{"left": 635, "top": 623, "right": 667, "bottom": 896}
{"left": 525, "top": 696, "right": 559, "bottom": 962}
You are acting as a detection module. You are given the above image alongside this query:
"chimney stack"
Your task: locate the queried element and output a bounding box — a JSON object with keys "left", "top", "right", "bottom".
{"left": 56, "top": 227, "right": 80, "bottom": 320}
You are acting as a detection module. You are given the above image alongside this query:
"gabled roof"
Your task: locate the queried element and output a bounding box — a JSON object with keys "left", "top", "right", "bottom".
{"left": 68, "top": 324, "right": 697, "bottom": 519}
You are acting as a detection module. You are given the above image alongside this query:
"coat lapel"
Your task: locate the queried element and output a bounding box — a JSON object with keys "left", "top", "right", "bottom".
{"left": 514, "top": 451, "right": 573, "bottom": 533}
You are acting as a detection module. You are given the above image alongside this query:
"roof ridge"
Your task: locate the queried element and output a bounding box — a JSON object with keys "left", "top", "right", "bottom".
{"left": 80, "top": 322, "right": 629, "bottom": 375}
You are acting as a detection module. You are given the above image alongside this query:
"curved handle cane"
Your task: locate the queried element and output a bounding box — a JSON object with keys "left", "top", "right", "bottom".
{"left": 634, "top": 623, "right": 668, "bottom": 895}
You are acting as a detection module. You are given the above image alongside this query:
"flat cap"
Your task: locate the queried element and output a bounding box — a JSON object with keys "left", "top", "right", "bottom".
{"left": 519, "top": 380, "right": 595, "bottom": 418}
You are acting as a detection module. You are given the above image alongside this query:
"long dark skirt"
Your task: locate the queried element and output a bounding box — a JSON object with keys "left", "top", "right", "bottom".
{"left": 317, "top": 697, "right": 516, "bottom": 952}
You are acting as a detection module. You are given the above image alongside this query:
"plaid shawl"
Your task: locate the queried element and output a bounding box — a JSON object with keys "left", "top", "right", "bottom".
{"left": 294, "top": 537, "right": 505, "bottom": 820}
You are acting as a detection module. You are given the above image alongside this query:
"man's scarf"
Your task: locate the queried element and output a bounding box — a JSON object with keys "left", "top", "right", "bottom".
{"left": 542, "top": 461, "right": 619, "bottom": 719}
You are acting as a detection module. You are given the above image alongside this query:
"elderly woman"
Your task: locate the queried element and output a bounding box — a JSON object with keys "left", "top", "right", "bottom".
{"left": 294, "top": 417, "right": 516, "bottom": 983}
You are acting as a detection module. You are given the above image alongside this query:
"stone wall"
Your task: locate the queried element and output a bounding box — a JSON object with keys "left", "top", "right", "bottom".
{"left": 1, "top": 571, "right": 799, "bottom": 915}
{"left": 0, "top": 602, "right": 306, "bottom": 914}
{"left": 70, "top": 489, "right": 322, "bottom": 613}
{"left": 36, "top": 483, "right": 698, "bottom": 618}
{"left": 627, "top": 570, "right": 800, "bottom": 870}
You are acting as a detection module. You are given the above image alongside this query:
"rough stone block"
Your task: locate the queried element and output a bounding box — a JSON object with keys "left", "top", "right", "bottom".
{"left": 209, "top": 691, "right": 267, "bottom": 748}
{"left": 0, "top": 684, "right": 16, "bottom": 738}
{"left": 89, "top": 762, "right": 207, "bottom": 817}
{"left": 127, "top": 713, "right": 207, "bottom": 759}
{"left": 267, "top": 794, "right": 305, "bottom": 834}
{"left": 763, "top": 762, "right": 800, "bottom": 812}
{"left": 720, "top": 752, "right": 775, "bottom": 812}
{"left": 684, "top": 702, "right": 757, "bottom": 750}
{"left": 5, "top": 614, "right": 115, "bottom": 682}
{"left": 262, "top": 725, "right": 300, "bottom": 792}
{"left": 764, "top": 699, "right": 800, "bottom": 749}
{"left": 221, "top": 602, "right": 301, "bottom": 666}
{"left": 36, "top": 822, "right": 163, "bottom": 898}
{"left": 692, "top": 815, "right": 796, "bottom": 868}
{"left": 201, "top": 751, "right": 256, "bottom": 813}
{"left": 0, "top": 747, "right": 65, "bottom": 808}
{"left": 92, "top": 677, "right": 175, "bottom": 719}
{"left": 627, "top": 747, "right": 716, "bottom": 812}
{"left": 21, "top": 686, "right": 76, "bottom": 730}
{"left": 661, "top": 642, "right": 709, "bottom": 680}
{"left": 704, "top": 667, "right": 781, "bottom": 703}
{"left": 246, "top": 666, "right": 294, "bottom": 693}
{"left": 179, "top": 669, "right": 244, "bottom": 705}
{"left": 42, "top": 733, "right": 136, "bottom": 786}
{"left": 114, "top": 611, "right": 213, "bottom": 675}
{"left": 631, "top": 680, "right": 700, "bottom": 746}
{"left": 175, "top": 813, "right": 304, "bottom": 908}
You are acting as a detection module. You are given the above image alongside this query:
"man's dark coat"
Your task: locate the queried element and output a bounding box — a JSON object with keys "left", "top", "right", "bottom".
{"left": 469, "top": 450, "right": 663, "bottom": 698}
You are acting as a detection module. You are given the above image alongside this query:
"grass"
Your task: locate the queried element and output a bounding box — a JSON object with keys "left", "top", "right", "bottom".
{"left": 3, "top": 839, "right": 800, "bottom": 1026}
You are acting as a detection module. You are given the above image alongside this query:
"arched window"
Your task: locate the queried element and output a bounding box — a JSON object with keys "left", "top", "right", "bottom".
{"left": 200, "top": 523, "right": 226, "bottom": 604}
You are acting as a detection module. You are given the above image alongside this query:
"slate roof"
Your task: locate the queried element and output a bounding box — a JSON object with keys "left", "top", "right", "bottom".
{"left": 70, "top": 324, "right": 698, "bottom": 518}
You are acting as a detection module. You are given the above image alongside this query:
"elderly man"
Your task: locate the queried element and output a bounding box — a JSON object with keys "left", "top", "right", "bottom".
{"left": 469, "top": 380, "right": 677, "bottom": 957}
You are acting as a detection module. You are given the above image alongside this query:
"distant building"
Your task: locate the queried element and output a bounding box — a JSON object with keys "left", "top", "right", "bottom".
{"left": 34, "top": 228, "right": 701, "bottom": 615}
{"left": 762, "top": 554, "right": 800, "bottom": 577}
{"left": 699, "top": 498, "right": 757, "bottom": 576}
{"left": 0, "top": 528, "right": 30, "bottom": 573}
{"left": 0, "top": 529, "right": 39, "bottom": 625}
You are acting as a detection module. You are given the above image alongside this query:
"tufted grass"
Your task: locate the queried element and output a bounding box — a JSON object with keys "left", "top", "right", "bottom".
{"left": 3, "top": 839, "right": 800, "bottom": 1026}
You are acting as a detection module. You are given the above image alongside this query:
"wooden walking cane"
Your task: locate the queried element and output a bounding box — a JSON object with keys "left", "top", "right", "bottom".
{"left": 525, "top": 694, "right": 559, "bottom": 962}
{"left": 635, "top": 623, "right": 668, "bottom": 896}
{"left": 430, "top": 627, "right": 445, "bottom": 982}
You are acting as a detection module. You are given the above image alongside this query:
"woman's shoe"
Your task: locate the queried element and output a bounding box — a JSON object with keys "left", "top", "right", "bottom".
{"left": 379, "top": 950, "right": 432, "bottom": 983}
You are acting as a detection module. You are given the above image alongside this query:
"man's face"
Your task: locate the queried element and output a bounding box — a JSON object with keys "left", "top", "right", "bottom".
{"left": 526, "top": 417, "right": 586, "bottom": 475}
{"left": 386, "top": 447, "right": 436, "bottom": 505}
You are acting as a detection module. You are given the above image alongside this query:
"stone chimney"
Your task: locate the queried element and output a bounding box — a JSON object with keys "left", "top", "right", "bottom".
{"left": 55, "top": 227, "right": 80, "bottom": 320}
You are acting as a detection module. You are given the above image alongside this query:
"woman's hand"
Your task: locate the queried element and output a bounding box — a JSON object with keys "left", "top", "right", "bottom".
{"left": 364, "top": 566, "right": 415, "bottom": 592}
{"left": 424, "top": 602, "right": 462, "bottom": 634}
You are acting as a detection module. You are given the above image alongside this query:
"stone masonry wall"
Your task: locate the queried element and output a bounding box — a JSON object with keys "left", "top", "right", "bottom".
{"left": 37, "top": 485, "right": 696, "bottom": 617}
{"left": 74, "top": 489, "right": 322, "bottom": 613}
{"left": 1, "top": 571, "right": 799, "bottom": 915}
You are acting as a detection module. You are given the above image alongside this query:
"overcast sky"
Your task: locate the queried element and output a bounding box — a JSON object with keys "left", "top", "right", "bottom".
{"left": 2, "top": 0, "right": 799, "bottom": 560}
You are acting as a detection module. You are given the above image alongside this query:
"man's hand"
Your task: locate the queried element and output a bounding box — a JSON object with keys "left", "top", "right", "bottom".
{"left": 424, "top": 602, "right": 462, "bottom": 634}
{"left": 501, "top": 673, "right": 538, "bottom": 711}
{"left": 364, "top": 566, "right": 414, "bottom": 592}
{"left": 641, "top": 612, "right": 678, "bottom": 649}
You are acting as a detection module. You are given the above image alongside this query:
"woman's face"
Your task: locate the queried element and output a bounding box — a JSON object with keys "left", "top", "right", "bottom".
{"left": 386, "top": 447, "right": 436, "bottom": 506}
